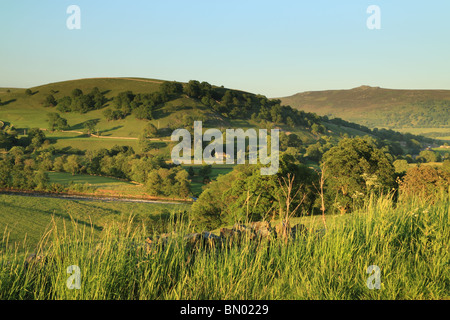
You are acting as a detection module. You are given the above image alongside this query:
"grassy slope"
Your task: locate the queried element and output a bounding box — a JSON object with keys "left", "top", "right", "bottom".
{"left": 280, "top": 85, "right": 450, "bottom": 135}
{"left": 0, "top": 194, "right": 190, "bottom": 251}
{"left": 0, "top": 78, "right": 162, "bottom": 137}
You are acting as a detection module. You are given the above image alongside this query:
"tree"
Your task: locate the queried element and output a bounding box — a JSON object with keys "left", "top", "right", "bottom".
{"left": 53, "top": 156, "right": 66, "bottom": 172}
{"left": 71, "top": 88, "right": 83, "bottom": 98}
{"left": 187, "top": 166, "right": 195, "bottom": 177}
{"left": 198, "top": 165, "right": 212, "bottom": 177}
{"left": 190, "top": 154, "right": 317, "bottom": 229}
{"left": 321, "top": 137, "right": 395, "bottom": 214}
{"left": 64, "top": 155, "right": 80, "bottom": 175}
{"left": 84, "top": 119, "right": 98, "bottom": 135}
{"left": 399, "top": 165, "right": 450, "bottom": 200}
{"left": 57, "top": 96, "right": 72, "bottom": 112}
{"left": 114, "top": 91, "right": 135, "bottom": 115}
{"left": 221, "top": 90, "right": 234, "bottom": 106}
{"left": 175, "top": 169, "right": 190, "bottom": 197}
{"left": 0, "top": 129, "right": 17, "bottom": 150}
{"left": 418, "top": 150, "right": 441, "bottom": 163}
{"left": 306, "top": 143, "right": 323, "bottom": 161}
{"left": 146, "top": 170, "right": 162, "bottom": 195}
{"left": 184, "top": 80, "right": 202, "bottom": 99}
{"left": 27, "top": 128, "right": 46, "bottom": 150}
{"left": 89, "top": 87, "right": 106, "bottom": 109}
{"left": 143, "top": 123, "right": 158, "bottom": 138}
{"left": 71, "top": 94, "right": 93, "bottom": 113}
{"left": 286, "top": 116, "right": 295, "bottom": 128}
{"left": 103, "top": 108, "right": 124, "bottom": 120}
{"left": 47, "top": 112, "right": 69, "bottom": 131}
{"left": 200, "top": 81, "right": 212, "bottom": 97}
{"left": 133, "top": 105, "right": 153, "bottom": 120}
{"left": 139, "top": 123, "right": 158, "bottom": 152}
{"left": 311, "top": 123, "right": 326, "bottom": 135}
{"left": 103, "top": 108, "right": 114, "bottom": 121}
{"left": 393, "top": 159, "right": 409, "bottom": 174}
{"left": 25, "top": 89, "right": 33, "bottom": 96}
{"left": 33, "top": 170, "right": 49, "bottom": 190}
{"left": 43, "top": 94, "right": 57, "bottom": 107}
{"left": 160, "top": 81, "right": 183, "bottom": 96}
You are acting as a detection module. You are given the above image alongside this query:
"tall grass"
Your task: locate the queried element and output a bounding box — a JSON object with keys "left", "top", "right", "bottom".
{"left": 0, "top": 194, "right": 448, "bottom": 300}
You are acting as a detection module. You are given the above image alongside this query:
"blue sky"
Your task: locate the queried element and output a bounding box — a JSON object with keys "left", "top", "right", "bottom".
{"left": 1, "top": 0, "right": 449, "bottom": 97}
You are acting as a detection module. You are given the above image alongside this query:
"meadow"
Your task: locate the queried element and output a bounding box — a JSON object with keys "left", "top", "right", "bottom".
{"left": 0, "top": 194, "right": 190, "bottom": 252}
{"left": 181, "top": 164, "right": 235, "bottom": 197}
{"left": 47, "top": 171, "right": 150, "bottom": 197}
{"left": 0, "top": 193, "right": 448, "bottom": 300}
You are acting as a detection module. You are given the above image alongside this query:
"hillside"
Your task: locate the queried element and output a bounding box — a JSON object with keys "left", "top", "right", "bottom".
{"left": 280, "top": 86, "right": 450, "bottom": 138}
{"left": 0, "top": 77, "right": 344, "bottom": 149}
{"left": 0, "top": 77, "right": 440, "bottom": 164}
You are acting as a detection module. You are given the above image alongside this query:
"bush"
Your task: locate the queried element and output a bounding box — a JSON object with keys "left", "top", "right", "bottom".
{"left": 399, "top": 165, "right": 450, "bottom": 200}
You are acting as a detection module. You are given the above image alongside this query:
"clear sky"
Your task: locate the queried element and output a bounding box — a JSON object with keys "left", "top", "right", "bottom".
{"left": 1, "top": 0, "right": 449, "bottom": 97}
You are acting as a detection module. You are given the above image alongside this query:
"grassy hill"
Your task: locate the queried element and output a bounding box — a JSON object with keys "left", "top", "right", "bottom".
{"left": 0, "top": 77, "right": 443, "bottom": 203}
{"left": 0, "top": 77, "right": 323, "bottom": 156}
{"left": 280, "top": 86, "right": 450, "bottom": 139}
{"left": 1, "top": 77, "right": 181, "bottom": 137}
{"left": 1, "top": 78, "right": 420, "bottom": 151}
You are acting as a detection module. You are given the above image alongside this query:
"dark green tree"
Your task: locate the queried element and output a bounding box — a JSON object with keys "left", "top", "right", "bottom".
{"left": 43, "top": 94, "right": 57, "bottom": 107}
{"left": 321, "top": 137, "right": 396, "bottom": 214}
{"left": 160, "top": 81, "right": 183, "bottom": 96}
{"left": 84, "top": 119, "right": 98, "bottom": 135}
{"left": 71, "top": 88, "right": 83, "bottom": 98}
{"left": 47, "top": 112, "right": 69, "bottom": 131}
{"left": 184, "top": 80, "right": 202, "bottom": 99}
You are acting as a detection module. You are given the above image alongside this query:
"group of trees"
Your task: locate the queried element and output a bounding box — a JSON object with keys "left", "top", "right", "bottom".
{"left": 103, "top": 90, "right": 168, "bottom": 121}
{"left": 0, "top": 157, "right": 49, "bottom": 191}
{"left": 190, "top": 136, "right": 450, "bottom": 229}
{"left": 49, "top": 87, "right": 107, "bottom": 113}
{"left": 41, "top": 146, "right": 190, "bottom": 198}
{"left": 0, "top": 126, "right": 47, "bottom": 152}
{"left": 97, "top": 79, "right": 328, "bottom": 137}
{"left": 190, "top": 154, "right": 318, "bottom": 229}
{"left": 0, "top": 124, "right": 191, "bottom": 198}
{"left": 326, "top": 117, "right": 435, "bottom": 154}
{"left": 103, "top": 81, "right": 184, "bottom": 121}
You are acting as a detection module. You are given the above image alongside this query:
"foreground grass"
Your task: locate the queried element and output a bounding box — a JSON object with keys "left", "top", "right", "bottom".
{"left": 0, "top": 194, "right": 449, "bottom": 300}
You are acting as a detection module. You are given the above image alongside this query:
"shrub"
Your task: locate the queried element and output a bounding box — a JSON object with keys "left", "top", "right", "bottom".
{"left": 399, "top": 165, "right": 450, "bottom": 200}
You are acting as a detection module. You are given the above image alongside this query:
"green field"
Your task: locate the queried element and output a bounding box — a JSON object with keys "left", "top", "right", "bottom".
{"left": 182, "top": 164, "right": 235, "bottom": 196}
{"left": 48, "top": 171, "right": 133, "bottom": 188}
{"left": 0, "top": 194, "right": 190, "bottom": 252}
{"left": 47, "top": 171, "right": 151, "bottom": 197}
